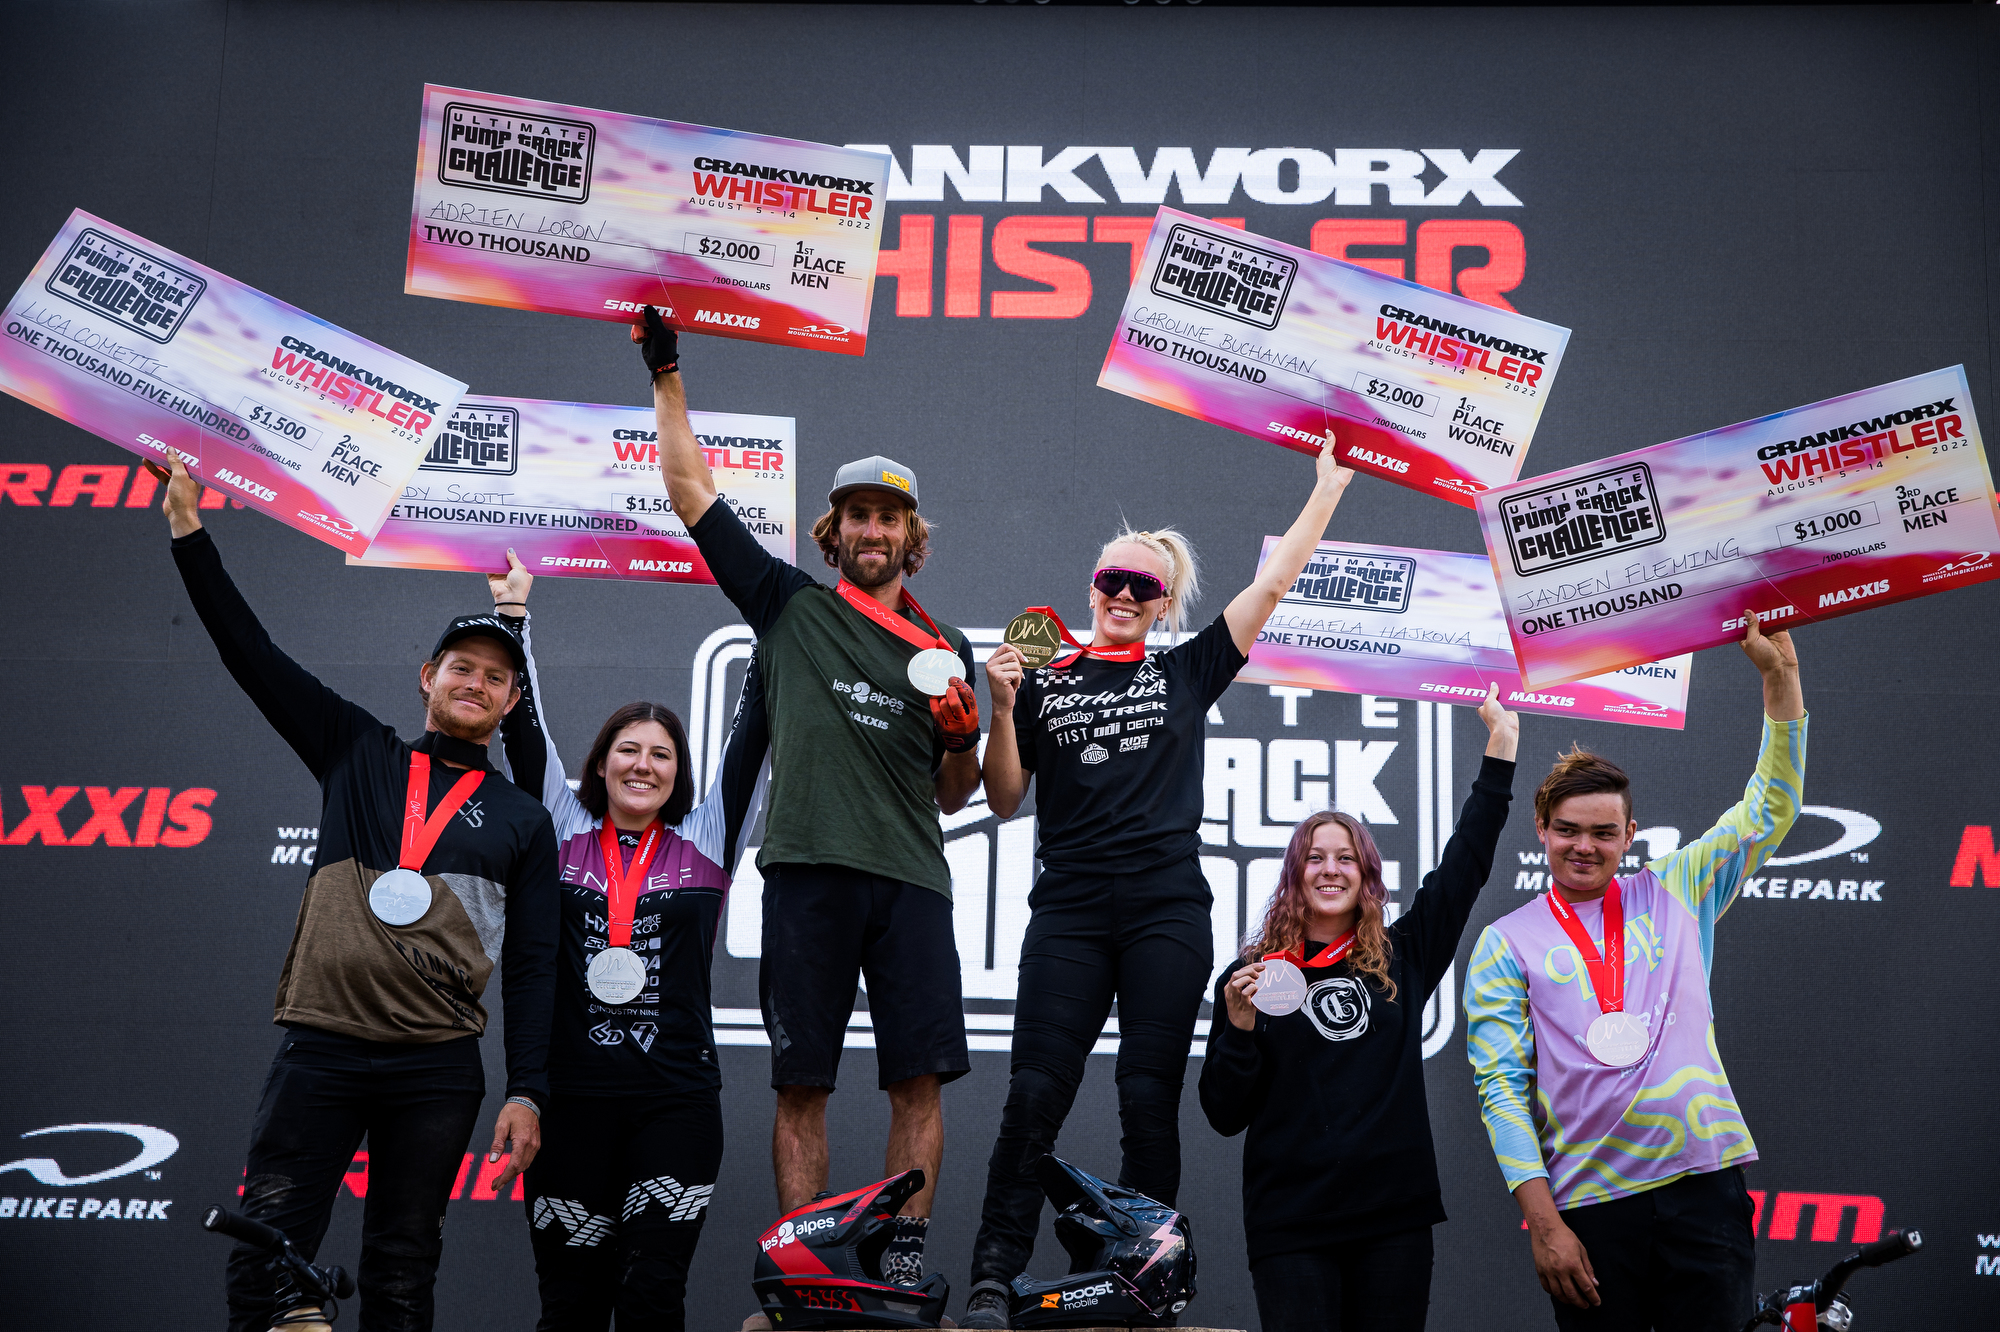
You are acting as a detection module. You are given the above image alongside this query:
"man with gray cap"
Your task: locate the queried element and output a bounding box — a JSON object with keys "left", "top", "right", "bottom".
{"left": 147, "top": 452, "right": 559, "bottom": 1332}
{"left": 633, "top": 309, "right": 978, "bottom": 1283}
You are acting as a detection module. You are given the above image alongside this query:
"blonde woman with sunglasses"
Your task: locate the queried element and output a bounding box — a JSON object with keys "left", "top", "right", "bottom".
{"left": 961, "top": 434, "right": 1352, "bottom": 1328}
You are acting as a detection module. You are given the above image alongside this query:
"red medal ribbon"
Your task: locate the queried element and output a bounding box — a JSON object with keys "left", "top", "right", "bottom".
{"left": 400, "top": 752, "right": 486, "bottom": 873}
{"left": 1265, "top": 931, "right": 1356, "bottom": 969}
{"left": 1024, "top": 605, "right": 1147, "bottom": 665}
{"left": 597, "top": 820, "right": 664, "bottom": 948}
{"left": 1546, "top": 882, "right": 1625, "bottom": 1014}
{"left": 835, "top": 577, "right": 950, "bottom": 653}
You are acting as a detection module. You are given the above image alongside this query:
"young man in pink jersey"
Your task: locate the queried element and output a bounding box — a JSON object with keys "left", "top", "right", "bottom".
{"left": 1466, "top": 612, "right": 1805, "bottom": 1330}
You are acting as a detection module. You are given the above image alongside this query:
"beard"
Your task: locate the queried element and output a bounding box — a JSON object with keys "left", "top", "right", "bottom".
{"left": 837, "top": 533, "right": 905, "bottom": 589}
{"left": 426, "top": 688, "right": 502, "bottom": 742}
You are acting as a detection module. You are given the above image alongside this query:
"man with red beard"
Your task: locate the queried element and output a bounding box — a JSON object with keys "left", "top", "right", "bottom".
{"left": 634, "top": 310, "right": 979, "bottom": 1287}
{"left": 150, "top": 453, "right": 559, "bottom": 1332}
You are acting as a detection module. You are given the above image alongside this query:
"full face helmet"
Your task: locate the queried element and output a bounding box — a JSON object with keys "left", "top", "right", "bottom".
{"left": 750, "top": 1169, "right": 950, "bottom": 1329}
{"left": 1008, "top": 1156, "right": 1196, "bottom": 1328}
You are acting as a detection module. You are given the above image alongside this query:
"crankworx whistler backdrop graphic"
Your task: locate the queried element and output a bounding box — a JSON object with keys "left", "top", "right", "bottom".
{"left": 3, "top": 4, "right": 1996, "bottom": 1328}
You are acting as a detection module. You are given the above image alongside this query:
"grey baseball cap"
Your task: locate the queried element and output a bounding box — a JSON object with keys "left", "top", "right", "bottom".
{"left": 827, "top": 455, "right": 920, "bottom": 510}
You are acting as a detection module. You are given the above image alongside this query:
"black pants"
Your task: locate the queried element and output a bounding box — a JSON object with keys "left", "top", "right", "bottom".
{"left": 1552, "top": 1167, "right": 1757, "bottom": 1332}
{"left": 970, "top": 855, "right": 1212, "bottom": 1285}
{"left": 523, "top": 1089, "right": 724, "bottom": 1332}
{"left": 1251, "top": 1227, "right": 1435, "bottom": 1332}
{"left": 226, "top": 1027, "right": 486, "bottom": 1332}
{"left": 759, "top": 862, "right": 971, "bottom": 1090}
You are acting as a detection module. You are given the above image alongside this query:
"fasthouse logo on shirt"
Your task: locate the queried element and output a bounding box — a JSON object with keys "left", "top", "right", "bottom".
{"left": 1037, "top": 661, "right": 1167, "bottom": 717}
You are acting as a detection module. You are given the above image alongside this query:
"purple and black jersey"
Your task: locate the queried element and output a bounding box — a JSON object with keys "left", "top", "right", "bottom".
{"left": 498, "top": 613, "right": 770, "bottom": 1095}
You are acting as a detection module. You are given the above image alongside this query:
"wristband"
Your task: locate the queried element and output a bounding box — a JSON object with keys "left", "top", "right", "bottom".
{"left": 494, "top": 602, "right": 527, "bottom": 611}
{"left": 505, "top": 1095, "right": 541, "bottom": 1117}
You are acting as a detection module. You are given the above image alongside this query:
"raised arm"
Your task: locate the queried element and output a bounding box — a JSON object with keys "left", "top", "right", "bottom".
{"left": 1397, "top": 686, "right": 1519, "bottom": 993}
{"left": 677, "top": 652, "right": 772, "bottom": 877}
{"left": 152, "top": 453, "right": 380, "bottom": 780}
{"left": 487, "top": 550, "right": 591, "bottom": 839}
{"left": 631, "top": 313, "right": 814, "bottom": 637}
{"left": 634, "top": 307, "right": 716, "bottom": 528}
{"left": 1222, "top": 431, "right": 1355, "bottom": 656}
{"left": 1651, "top": 612, "right": 1807, "bottom": 940}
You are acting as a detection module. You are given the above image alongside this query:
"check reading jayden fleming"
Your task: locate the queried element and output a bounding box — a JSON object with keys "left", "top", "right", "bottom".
{"left": 0, "top": 209, "right": 464, "bottom": 554}
{"left": 351, "top": 396, "right": 794, "bottom": 584}
{"left": 1476, "top": 366, "right": 2000, "bottom": 689}
{"left": 405, "top": 85, "right": 890, "bottom": 356}
{"left": 1236, "top": 536, "right": 1692, "bottom": 729}
{"left": 1097, "top": 207, "right": 1571, "bottom": 508}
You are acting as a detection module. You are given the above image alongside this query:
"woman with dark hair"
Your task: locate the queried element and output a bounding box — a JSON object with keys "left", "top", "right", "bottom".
{"left": 486, "top": 552, "right": 771, "bottom": 1332}
{"left": 1199, "top": 685, "right": 1519, "bottom": 1332}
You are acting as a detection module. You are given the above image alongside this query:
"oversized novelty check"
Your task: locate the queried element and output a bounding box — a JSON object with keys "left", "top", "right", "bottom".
{"left": 0, "top": 210, "right": 464, "bottom": 554}
{"left": 1237, "top": 537, "right": 1692, "bottom": 729}
{"left": 1476, "top": 366, "right": 1999, "bottom": 688}
{"left": 349, "top": 396, "right": 794, "bottom": 583}
{"left": 1097, "top": 208, "right": 1571, "bottom": 508}
{"left": 405, "top": 85, "right": 890, "bottom": 356}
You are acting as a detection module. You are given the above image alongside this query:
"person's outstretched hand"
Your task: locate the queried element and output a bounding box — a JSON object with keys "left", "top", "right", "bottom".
{"left": 931, "top": 677, "right": 980, "bottom": 753}
{"left": 488, "top": 547, "right": 533, "bottom": 613}
{"left": 143, "top": 453, "right": 203, "bottom": 538}
{"left": 630, "top": 305, "right": 680, "bottom": 378}
{"left": 1738, "top": 609, "right": 1803, "bottom": 721}
{"left": 1477, "top": 682, "right": 1520, "bottom": 761}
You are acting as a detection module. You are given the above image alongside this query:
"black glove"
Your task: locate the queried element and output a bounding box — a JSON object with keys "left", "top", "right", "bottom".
{"left": 632, "top": 305, "right": 680, "bottom": 378}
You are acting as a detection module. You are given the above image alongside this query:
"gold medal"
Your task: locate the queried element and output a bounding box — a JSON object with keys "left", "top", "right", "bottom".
{"left": 1005, "top": 610, "right": 1065, "bottom": 669}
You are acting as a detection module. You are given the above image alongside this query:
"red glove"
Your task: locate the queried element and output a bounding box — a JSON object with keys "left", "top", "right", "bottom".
{"left": 931, "top": 677, "right": 980, "bottom": 753}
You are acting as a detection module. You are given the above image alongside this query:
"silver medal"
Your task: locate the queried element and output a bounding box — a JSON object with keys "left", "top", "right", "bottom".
{"left": 1250, "top": 958, "right": 1309, "bottom": 1016}
{"left": 368, "top": 868, "right": 433, "bottom": 927}
{"left": 905, "top": 646, "right": 964, "bottom": 697}
{"left": 1585, "top": 1011, "right": 1649, "bottom": 1067}
{"left": 587, "top": 946, "right": 648, "bottom": 1005}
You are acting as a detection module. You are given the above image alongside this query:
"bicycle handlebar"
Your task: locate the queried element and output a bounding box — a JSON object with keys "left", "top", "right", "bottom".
{"left": 202, "top": 1205, "right": 288, "bottom": 1252}
{"left": 1819, "top": 1229, "right": 1922, "bottom": 1309}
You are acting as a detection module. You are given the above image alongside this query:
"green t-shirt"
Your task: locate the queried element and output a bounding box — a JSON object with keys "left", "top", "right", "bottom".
{"left": 691, "top": 503, "right": 973, "bottom": 896}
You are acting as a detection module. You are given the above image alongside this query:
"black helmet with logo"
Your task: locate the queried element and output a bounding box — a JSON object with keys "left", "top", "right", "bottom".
{"left": 750, "top": 1169, "right": 950, "bottom": 1329}
{"left": 1008, "top": 1156, "right": 1196, "bottom": 1328}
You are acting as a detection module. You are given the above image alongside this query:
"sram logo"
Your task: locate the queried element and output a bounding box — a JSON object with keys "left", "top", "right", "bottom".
{"left": 0, "top": 786, "right": 215, "bottom": 847}
{"left": 693, "top": 310, "right": 760, "bottom": 329}
{"left": 1950, "top": 825, "right": 2000, "bottom": 887}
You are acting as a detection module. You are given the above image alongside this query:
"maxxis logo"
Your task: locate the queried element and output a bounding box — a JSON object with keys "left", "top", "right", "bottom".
{"left": 0, "top": 786, "right": 214, "bottom": 847}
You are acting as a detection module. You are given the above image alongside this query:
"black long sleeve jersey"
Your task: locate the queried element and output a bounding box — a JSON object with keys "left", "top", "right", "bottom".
{"left": 1198, "top": 755, "right": 1515, "bottom": 1263}
{"left": 172, "top": 528, "right": 560, "bottom": 1106}
{"left": 496, "top": 612, "right": 770, "bottom": 1094}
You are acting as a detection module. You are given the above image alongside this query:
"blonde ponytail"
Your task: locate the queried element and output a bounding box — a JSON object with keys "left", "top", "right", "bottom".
{"left": 1100, "top": 526, "right": 1200, "bottom": 636}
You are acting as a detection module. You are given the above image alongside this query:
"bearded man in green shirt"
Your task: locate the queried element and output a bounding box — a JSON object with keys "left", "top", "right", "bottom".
{"left": 633, "top": 309, "right": 981, "bottom": 1289}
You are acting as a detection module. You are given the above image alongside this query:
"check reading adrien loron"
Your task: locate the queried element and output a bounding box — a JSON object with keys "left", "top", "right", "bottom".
{"left": 1500, "top": 463, "right": 1668, "bottom": 578}
{"left": 1149, "top": 223, "right": 1297, "bottom": 331}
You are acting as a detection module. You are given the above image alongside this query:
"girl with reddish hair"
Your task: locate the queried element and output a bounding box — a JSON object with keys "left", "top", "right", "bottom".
{"left": 1200, "top": 685, "right": 1520, "bottom": 1332}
